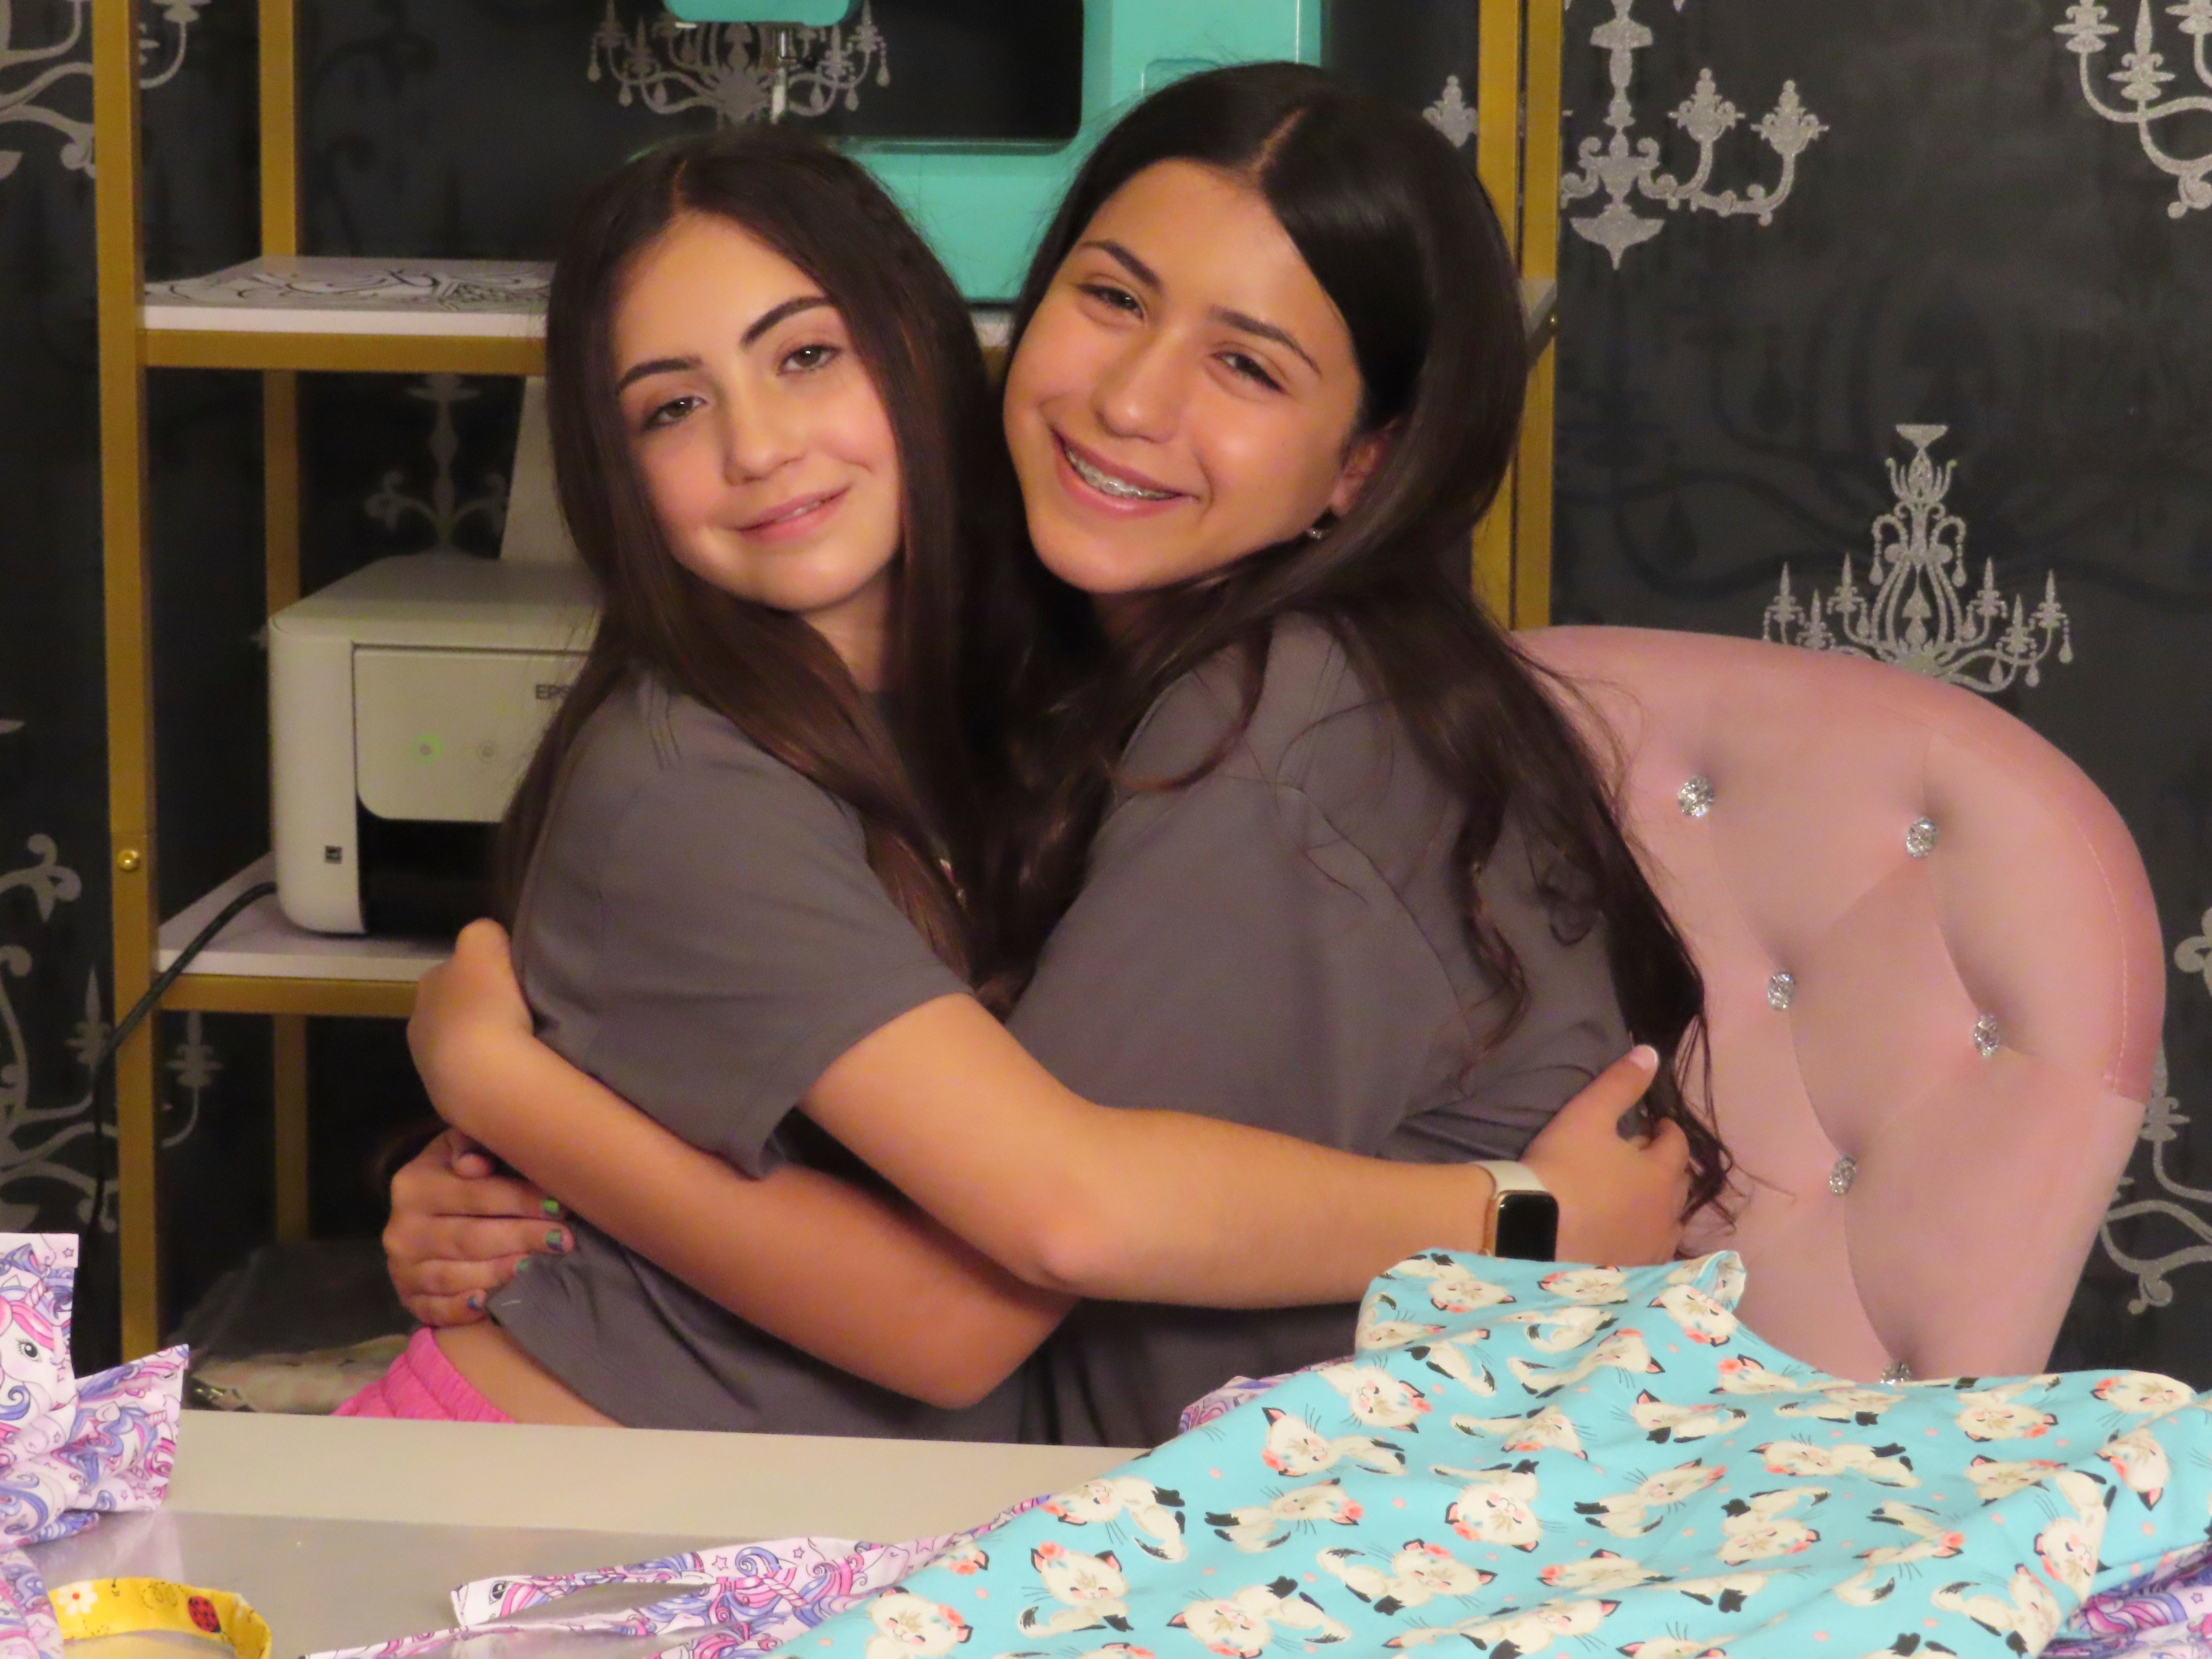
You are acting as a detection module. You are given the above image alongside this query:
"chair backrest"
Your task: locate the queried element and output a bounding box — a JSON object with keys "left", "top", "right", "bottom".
{"left": 1519, "top": 626, "right": 2163, "bottom": 1382}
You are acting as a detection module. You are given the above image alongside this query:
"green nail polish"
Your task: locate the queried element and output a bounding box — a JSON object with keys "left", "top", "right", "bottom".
{"left": 514, "top": 1254, "right": 533, "bottom": 1273}
{"left": 546, "top": 1229, "right": 565, "bottom": 1251}
{"left": 541, "top": 1197, "right": 562, "bottom": 1218}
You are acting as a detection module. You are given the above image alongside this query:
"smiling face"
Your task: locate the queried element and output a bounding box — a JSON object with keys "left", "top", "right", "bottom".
{"left": 613, "top": 211, "right": 902, "bottom": 681}
{"left": 1002, "top": 160, "right": 1384, "bottom": 605}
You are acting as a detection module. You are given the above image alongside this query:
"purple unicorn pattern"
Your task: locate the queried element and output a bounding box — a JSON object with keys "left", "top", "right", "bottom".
{"left": 0, "top": 1234, "right": 185, "bottom": 1658}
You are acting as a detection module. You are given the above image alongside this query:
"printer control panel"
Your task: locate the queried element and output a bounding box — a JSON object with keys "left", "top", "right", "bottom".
{"left": 354, "top": 646, "right": 584, "bottom": 824}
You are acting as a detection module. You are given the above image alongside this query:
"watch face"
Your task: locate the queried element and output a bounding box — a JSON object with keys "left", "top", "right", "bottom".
{"left": 1495, "top": 1190, "right": 1560, "bottom": 1261}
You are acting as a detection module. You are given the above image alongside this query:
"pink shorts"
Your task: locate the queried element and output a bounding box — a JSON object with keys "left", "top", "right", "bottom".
{"left": 334, "top": 1327, "right": 514, "bottom": 1423}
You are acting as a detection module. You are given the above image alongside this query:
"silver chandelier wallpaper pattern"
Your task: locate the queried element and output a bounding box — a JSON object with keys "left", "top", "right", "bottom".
{"left": 0, "top": 0, "right": 2206, "bottom": 1375}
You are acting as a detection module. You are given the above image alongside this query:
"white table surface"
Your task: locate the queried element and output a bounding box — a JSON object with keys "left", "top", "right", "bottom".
{"left": 30, "top": 1410, "right": 1133, "bottom": 1657}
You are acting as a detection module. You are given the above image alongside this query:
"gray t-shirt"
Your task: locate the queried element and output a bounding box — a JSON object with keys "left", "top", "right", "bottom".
{"left": 1009, "top": 620, "right": 1632, "bottom": 1447}
{"left": 486, "top": 675, "right": 1025, "bottom": 1439}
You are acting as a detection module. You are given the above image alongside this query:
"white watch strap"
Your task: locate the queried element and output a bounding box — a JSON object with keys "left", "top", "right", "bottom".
{"left": 1474, "top": 1160, "right": 1549, "bottom": 1196}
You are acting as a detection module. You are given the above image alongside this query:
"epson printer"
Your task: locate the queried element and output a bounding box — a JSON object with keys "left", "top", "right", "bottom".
{"left": 270, "top": 381, "right": 596, "bottom": 935}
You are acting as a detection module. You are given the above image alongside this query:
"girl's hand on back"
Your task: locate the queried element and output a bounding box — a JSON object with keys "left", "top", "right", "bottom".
{"left": 384, "top": 1126, "right": 569, "bottom": 1326}
{"left": 1522, "top": 1045, "right": 1691, "bottom": 1266}
{"left": 393, "top": 920, "right": 569, "bottom": 1324}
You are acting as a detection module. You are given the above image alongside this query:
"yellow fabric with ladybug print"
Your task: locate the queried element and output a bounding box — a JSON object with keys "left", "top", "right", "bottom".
{"left": 51, "top": 1577, "right": 269, "bottom": 1659}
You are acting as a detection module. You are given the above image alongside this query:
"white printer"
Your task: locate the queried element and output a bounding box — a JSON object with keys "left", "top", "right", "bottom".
{"left": 269, "top": 381, "right": 597, "bottom": 935}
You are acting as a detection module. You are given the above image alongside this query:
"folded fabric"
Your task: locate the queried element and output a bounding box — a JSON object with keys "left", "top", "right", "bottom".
{"left": 795, "top": 1249, "right": 2212, "bottom": 1659}
{"left": 303, "top": 1498, "right": 1045, "bottom": 1659}
{"left": 0, "top": 1234, "right": 187, "bottom": 1659}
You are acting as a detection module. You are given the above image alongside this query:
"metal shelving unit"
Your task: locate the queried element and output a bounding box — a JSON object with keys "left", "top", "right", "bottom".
{"left": 94, "top": 0, "right": 553, "bottom": 1356}
{"left": 92, "top": 0, "right": 1562, "bottom": 1357}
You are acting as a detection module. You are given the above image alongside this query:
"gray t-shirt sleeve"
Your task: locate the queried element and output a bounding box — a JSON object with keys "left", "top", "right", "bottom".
{"left": 1391, "top": 818, "right": 1634, "bottom": 1161}
{"left": 514, "top": 680, "right": 969, "bottom": 1176}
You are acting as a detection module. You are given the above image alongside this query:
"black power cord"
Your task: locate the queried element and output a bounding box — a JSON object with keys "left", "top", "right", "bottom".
{"left": 85, "top": 880, "right": 278, "bottom": 1240}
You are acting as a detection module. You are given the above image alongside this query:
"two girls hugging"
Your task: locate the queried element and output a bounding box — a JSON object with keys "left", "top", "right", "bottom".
{"left": 348, "top": 62, "right": 1734, "bottom": 1446}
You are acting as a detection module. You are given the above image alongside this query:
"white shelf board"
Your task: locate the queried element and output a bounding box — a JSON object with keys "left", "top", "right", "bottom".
{"left": 158, "top": 856, "right": 443, "bottom": 982}
{"left": 144, "top": 256, "right": 550, "bottom": 338}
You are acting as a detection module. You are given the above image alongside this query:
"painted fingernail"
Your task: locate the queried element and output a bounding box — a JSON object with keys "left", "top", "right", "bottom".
{"left": 541, "top": 1197, "right": 562, "bottom": 1219}
{"left": 514, "top": 1254, "right": 533, "bottom": 1274}
{"left": 467, "top": 1292, "right": 484, "bottom": 1311}
{"left": 546, "top": 1228, "right": 568, "bottom": 1252}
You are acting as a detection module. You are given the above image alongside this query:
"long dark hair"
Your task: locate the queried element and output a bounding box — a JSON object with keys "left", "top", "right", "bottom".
{"left": 501, "top": 129, "right": 1019, "bottom": 978}
{"left": 984, "top": 64, "right": 1731, "bottom": 1215}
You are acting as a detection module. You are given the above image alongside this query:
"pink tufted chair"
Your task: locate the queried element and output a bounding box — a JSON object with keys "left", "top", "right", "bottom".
{"left": 1518, "top": 626, "right": 2164, "bottom": 1383}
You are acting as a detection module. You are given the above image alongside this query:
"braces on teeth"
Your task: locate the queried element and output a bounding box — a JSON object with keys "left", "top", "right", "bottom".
{"left": 1067, "top": 445, "right": 1174, "bottom": 501}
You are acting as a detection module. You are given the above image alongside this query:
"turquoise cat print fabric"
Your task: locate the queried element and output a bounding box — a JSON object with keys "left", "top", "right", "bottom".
{"left": 803, "top": 1252, "right": 2212, "bottom": 1659}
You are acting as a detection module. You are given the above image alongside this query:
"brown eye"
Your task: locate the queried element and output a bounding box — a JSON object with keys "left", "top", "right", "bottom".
{"left": 640, "top": 394, "right": 701, "bottom": 431}
{"left": 783, "top": 342, "right": 839, "bottom": 373}
{"left": 1220, "top": 352, "right": 1282, "bottom": 392}
{"left": 1080, "top": 282, "right": 1141, "bottom": 315}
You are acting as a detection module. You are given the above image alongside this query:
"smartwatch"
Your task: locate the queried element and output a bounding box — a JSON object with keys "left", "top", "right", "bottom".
{"left": 1474, "top": 1161, "right": 1559, "bottom": 1261}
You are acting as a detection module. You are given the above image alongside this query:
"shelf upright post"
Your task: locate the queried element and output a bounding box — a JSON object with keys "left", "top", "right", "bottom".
{"left": 1471, "top": 0, "right": 1526, "bottom": 624}
{"left": 93, "top": 0, "right": 163, "bottom": 1358}
{"left": 261, "top": 0, "right": 300, "bottom": 614}
{"left": 1474, "top": 0, "right": 1527, "bottom": 263}
{"left": 1513, "top": 0, "right": 1563, "bottom": 630}
{"left": 259, "top": 0, "right": 312, "bottom": 1244}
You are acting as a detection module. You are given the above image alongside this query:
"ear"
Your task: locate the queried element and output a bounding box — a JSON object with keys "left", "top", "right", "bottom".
{"left": 1327, "top": 424, "right": 1393, "bottom": 517}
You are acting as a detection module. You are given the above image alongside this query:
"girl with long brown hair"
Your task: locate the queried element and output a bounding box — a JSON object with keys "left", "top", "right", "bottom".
{"left": 978, "top": 63, "right": 1729, "bottom": 1443}
{"left": 348, "top": 117, "right": 1694, "bottom": 1432}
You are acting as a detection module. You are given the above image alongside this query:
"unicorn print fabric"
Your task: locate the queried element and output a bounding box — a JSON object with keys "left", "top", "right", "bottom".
{"left": 0, "top": 1234, "right": 187, "bottom": 1659}
{"left": 795, "top": 1250, "right": 2212, "bottom": 1659}
{"left": 303, "top": 1535, "right": 965, "bottom": 1659}
{"left": 303, "top": 1501, "right": 1046, "bottom": 1659}
{"left": 2052, "top": 1548, "right": 2212, "bottom": 1658}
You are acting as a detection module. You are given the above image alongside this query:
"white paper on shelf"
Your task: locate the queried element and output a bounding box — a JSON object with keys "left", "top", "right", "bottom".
{"left": 145, "top": 257, "right": 1021, "bottom": 345}
{"left": 143, "top": 256, "right": 550, "bottom": 337}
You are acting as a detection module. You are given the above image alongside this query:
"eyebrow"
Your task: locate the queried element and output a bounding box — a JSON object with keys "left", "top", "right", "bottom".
{"left": 614, "top": 294, "right": 834, "bottom": 392}
{"left": 1082, "top": 237, "right": 1163, "bottom": 292}
{"left": 741, "top": 293, "right": 832, "bottom": 346}
{"left": 1076, "top": 239, "right": 1319, "bottom": 376}
{"left": 615, "top": 355, "right": 694, "bottom": 393}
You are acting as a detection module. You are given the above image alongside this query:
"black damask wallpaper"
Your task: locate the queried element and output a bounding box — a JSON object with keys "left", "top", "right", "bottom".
{"left": 1, "top": 0, "right": 2203, "bottom": 1378}
{"left": 1545, "top": 0, "right": 2212, "bottom": 1375}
